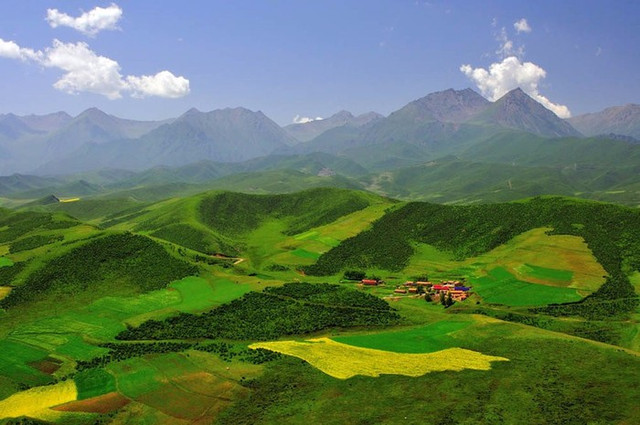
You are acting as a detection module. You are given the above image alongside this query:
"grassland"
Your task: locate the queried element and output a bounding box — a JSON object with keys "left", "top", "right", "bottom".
{"left": 0, "top": 190, "right": 639, "bottom": 424}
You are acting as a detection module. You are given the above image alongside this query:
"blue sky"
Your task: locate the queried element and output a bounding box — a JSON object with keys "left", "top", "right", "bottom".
{"left": 0, "top": 1, "right": 638, "bottom": 124}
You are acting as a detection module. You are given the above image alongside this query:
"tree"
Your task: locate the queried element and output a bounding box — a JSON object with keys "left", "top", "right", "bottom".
{"left": 343, "top": 270, "right": 365, "bottom": 281}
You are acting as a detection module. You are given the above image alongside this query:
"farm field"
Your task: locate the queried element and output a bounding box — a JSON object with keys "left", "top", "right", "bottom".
{"left": 332, "top": 320, "right": 473, "bottom": 353}
{"left": 400, "top": 227, "right": 605, "bottom": 306}
{"left": 250, "top": 337, "right": 508, "bottom": 379}
{"left": 472, "top": 267, "right": 582, "bottom": 306}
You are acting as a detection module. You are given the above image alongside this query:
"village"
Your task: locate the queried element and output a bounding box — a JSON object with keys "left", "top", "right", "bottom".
{"left": 358, "top": 277, "right": 472, "bottom": 304}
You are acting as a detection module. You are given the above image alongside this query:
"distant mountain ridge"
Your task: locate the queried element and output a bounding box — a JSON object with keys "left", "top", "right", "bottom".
{"left": 0, "top": 87, "right": 637, "bottom": 177}
{"left": 568, "top": 104, "right": 640, "bottom": 140}
{"left": 284, "top": 110, "right": 383, "bottom": 142}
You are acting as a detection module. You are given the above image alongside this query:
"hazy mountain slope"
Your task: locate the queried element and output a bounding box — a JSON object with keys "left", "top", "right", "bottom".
{"left": 37, "top": 107, "right": 296, "bottom": 174}
{"left": 18, "top": 111, "right": 73, "bottom": 132}
{"left": 0, "top": 114, "right": 41, "bottom": 142}
{"left": 42, "top": 108, "right": 169, "bottom": 159}
{"left": 470, "top": 88, "right": 581, "bottom": 137}
{"left": 284, "top": 110, "right": 383, "bottom": 142}
{"left": 568, "top": 104, "right": 640, "bottom": 140}
{"left": 394, "top": 88, "right": 490, "bottom": 123}
{"left": 360, "top": 158, "right": 580, "bottom": 203}
{"left": 0, "top": 174, "right": 64, "bottom": 197}
{"left": 360, "top": 88, "right": 491, "bottom": 147}
{"left": 460, "top": 132, "right": 640, "bottom": 168}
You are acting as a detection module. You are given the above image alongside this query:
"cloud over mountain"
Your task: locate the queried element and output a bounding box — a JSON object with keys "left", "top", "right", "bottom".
{"left": 293, "top": 115, "right": 323, "bottom": 124}
{"left": 461, "top": 19, "right": 571, "bottom": 119}
{"left": 46, "top": 3, "right": 123, "bottom": 37}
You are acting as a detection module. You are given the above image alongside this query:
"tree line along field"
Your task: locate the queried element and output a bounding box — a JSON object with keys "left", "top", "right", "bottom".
{"left": 0, "top": 189, "right": 638, "bottom": 424}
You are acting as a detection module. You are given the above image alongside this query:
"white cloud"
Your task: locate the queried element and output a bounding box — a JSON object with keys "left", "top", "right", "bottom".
{"left": 43, "top": 39, "right": 126, "bottom": 99}
{"left": 46, "top": 3, "right": 123, "bottom": 37}
{"left": 293, "top": 115, "right": 323, "bottom": 124}
{"left": 514, "top": 18, "right": 531, "bottom": 34}
{"left": 596, "top": 46, "right": 602, "bottom": 56}
{"left": 460, "top": 56, "right": 571, "bottom": 118}
{"left": 0, "top": 38, "right": 41, "bottom": 61}
{"left": 0, "top": 38, "right": 189, "bottom": 99}
{"left": 496, "top": 27, "right": 523, "bottom": 58}
{"left": 127, "top": 71, "right": 191, "bottom": 98}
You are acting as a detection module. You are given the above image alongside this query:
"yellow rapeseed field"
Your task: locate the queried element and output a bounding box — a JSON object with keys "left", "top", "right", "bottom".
{"left": 0, "top": 380, "right": 77, "bottom": 420}
{"left": 0, "top": 287, "right": 11, "bottom": 301}
{"left": 249, "top": 338, "right": 508, "bottom": 379}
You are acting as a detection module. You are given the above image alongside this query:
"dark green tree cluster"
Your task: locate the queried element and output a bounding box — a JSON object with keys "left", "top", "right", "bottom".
{"left": 76, "top": 341, "right": 281, "bottom": 373}
{"left": 265, "top": 282, "right": 393, "bottom": 310}
{"left": 116, "top": 282, "right": 399, "bottom": 341}
{"left": 0, "top": 233, "right": 198, "bottom": 308}
{"left": 151, "top": 223, "right": 238, "bottom": 256}
{"left": 0, "top": 261, "right": 26, "bottom": 285}
{"left": 0, "top": 418, "right": 52, "bottom": 425}
{"left": 9, "top": 235, "right": 64, "bottom": 253}
{"left": 0, "top": 211, "right": 54, "bottom": 244}
{"left": 342, "top": 270, "right": 366, "bottom": 281}
{"left": 75, "top": 342, "right": 194, "bottom": 371}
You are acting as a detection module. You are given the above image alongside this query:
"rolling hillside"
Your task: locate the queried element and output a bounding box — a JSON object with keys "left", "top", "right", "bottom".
{"left": 0, "top": 189, "right": 639, "bottom": 424}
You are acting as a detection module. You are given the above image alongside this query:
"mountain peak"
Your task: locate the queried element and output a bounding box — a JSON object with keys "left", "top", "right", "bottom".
{"left": 394, "top": 88, "right": 490, "bottom": 123}
{"left": 331, "top": 110, "right": 355, "bottom": 120}
{"left": 78, "top": 107, "right": 108, "bottom": 118}
{"left": 476, "top": 88, "right": 581, "bottom": 137}
{"left": 184, "top": 107, "right": 202, "bottom": 115}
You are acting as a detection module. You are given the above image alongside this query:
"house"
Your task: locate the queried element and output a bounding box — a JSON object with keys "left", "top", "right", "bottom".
{"left": 394, "top": 288, "right": 407, "bottom": 294}
{"left": 408, "top": 287, "right": 419, "bottom": 293}
{"left": 416, "top": 281, "right": 432, "bottom": 286}
{"left": 361, "top": 279, "right": 378, "bottom": 286}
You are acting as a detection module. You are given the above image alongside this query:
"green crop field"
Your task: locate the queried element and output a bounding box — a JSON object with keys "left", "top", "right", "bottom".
{"left": 520, "top": 263, "right": 573, "bottom": 282}
{"left": 0, "top": 258, "right": 12, "bottom": 268}
{"left": 473, "top": 267, "right": 582, "bottom": 306}
{"left": 332, "top": 320, "right": 472, "bottom": 353}
{"left": 291, "top": 248, "right": 321, "bottom": 260}
{"left": 75, "top": 369, "right": 117, "bottom": 400}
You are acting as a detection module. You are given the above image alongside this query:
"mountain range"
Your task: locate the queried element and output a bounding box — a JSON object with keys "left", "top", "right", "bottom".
{"left": 0, "top": 87, "right": 639, "bottom": 207}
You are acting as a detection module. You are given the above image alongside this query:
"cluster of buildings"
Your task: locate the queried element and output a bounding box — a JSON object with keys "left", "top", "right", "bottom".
{"left": 393, "top": 280, "right": 472, "bottom": 302}
{"left": 358, "top": 277, "right": 472, "bottom": 303}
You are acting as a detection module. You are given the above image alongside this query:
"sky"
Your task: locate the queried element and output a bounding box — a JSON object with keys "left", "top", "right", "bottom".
{"left": 0, "top": 0, "right": 638, "bottom": 125}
